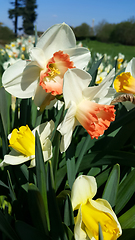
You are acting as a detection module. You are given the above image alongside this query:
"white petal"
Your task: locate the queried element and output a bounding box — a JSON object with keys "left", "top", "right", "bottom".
{"left": 97, "top": 88, "right": 116, "bottom": 105}
{"left": 57, "top": 101, "right": 77, "bottom": 152}
{"left": 64, "top": 47, "right": 91, "bottom": 69}
{"left": 42, "top": 138, "right": 53, "bottom": 161}
{"left": 32, "top": 120, "right": 55, "bottom": 143}
{"left": 63, "top": 68, "right": 91, "bottom": 108}
{"left": 37, "top": 23, "right": 76, "bottom": 60}
{"left": 71, "top": 175, "right": 97, "bottom": 210}
{"left": 0, "top": 149, "right": 31, "bottom": 167}
{"left": 74, "top": 206, "right": 87, "bottom": 240}
{"left": 30, "top": 47, "right": 46, "bottom": 69}
{"left": 83, "top": 68, "right": 115, "bottom": 101}
{"left": 2, "top": 59, "right": 39, "bottom": 98}
{"left": 125, "top": 57, "right": 135, "bottom": 77}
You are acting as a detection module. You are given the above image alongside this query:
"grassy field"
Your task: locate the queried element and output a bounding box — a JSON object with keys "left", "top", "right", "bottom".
{"left": 82, "top": 39, "right": 135, "bottom": 62}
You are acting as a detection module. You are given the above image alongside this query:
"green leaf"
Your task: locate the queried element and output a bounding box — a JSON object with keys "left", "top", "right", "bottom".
{"left": 63, "top": 223, "right": 75, "bottom": 240}
{"left": 64, "top": 194, "right": 74, "bottom": 232}
{"left": 115, "top": 168, "right": 135, "bottom": 214}
{"left": 102, "top": 164, "right": 120, "bottom": 207}
{"left": 105, "top": 107, "right": 135, "bottom": 135}
{"left": 88, "top": 56, "right": 104, "bottom": 86}
{"left": 0, "top": 209, "right": 20, "bottom": 240}
{"left": 35, "top": 130, "right": 50, "bottom": 230}
{"left": 15, "top": 221, "right": 44, "bottom": 240}
{"left": 7, "top": 170, "right": 16, "bottom": 202}
{"left": 119, "top": 205, "right": 135, "bottom": 229}
{"left": 47, "top": 160, "right": 67, "bottom": 240}
{"left": 0, "top": 87, "right": 8, "bottom": 135}
{"left": 56, "top": 165, "right": 67, "bottom": 191}
{"left": 28, "top": 184, "right": 49, "bottom": 237}
{"left": 75, "top": 134, "right": 92, "bottom": 174}
{"left": 66, "top": 146, "right": 76, "bottom": 189}
{"left": 96, "top": 167, "right": 111, "bottom": 188}
{"left": 119, "top": 229, "right": 135, "bottom": 240}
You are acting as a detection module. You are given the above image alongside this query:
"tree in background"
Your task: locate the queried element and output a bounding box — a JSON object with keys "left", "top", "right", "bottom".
{"left": 8, "top": 0, "right": 24, "bottom": 37}
{"left": 8, "top": 0, "right": 37, "bottom": 36}
{"left": 22, "top": 0, "right": 37, "bottom": 35}
{"left": 72, "top": 23, "right": 92, "bottom": 38}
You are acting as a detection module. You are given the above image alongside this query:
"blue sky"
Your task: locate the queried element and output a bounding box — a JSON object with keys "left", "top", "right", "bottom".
{"left": 1, "top": 0, "right": 135, "bottom": 32}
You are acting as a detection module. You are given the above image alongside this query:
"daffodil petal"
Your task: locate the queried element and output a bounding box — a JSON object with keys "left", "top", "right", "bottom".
{"left": 83, "top": 68, "right": 115, "bottom": 101}
{"left": 0, "top": 149, "right": 31, "bottom": 167}
{"left": 125, "top": 57, "right": 135, "bottom": 77}
{"left": 65, "top": 47, "right": 91, "bottom": 70}
{"left": 57, "top": 101, "right": 77, "bottom": 152}
{"left": 37, "top": 23, "right": 76, "bottom": 60}
{"left": 32, "top": 120, "right": 55, "bottom": 143}
{"left": 71, "top": 175, "right": 97, "bottom": 210}
{"left": 63, "top": 68, "right": 91, "bottom": 109}
{"left": 2, "top": 59, "right": 39, "bottom": 98}
{"left": 89, "top": 199, "right": 122, "bottom": 237}
{"left": 74, "top": 206, "right": 87, "bottom": 240}
{"left": 42, "top": 138, "right": 53, "bottom": 161}
{"left": 30, "top": 47, "right": 46, "bottom": 69}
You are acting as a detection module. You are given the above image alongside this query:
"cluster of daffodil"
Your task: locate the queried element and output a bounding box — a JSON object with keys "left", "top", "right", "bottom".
{"left": 1, "top": 22, "right": 135, "bottom": 240}
{"left": 0, "top": 35, "right": 36, "bottom": 70}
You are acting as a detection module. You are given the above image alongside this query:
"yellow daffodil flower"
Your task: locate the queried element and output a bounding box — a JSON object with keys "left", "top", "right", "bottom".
{"left": 113, "top": 57, "right": 135, "bottom": 110}
{"left": 71, "top": 175, "right": 122, "bottom": 240}
{"left": 0, "top": 120, "right": 54, "bottom": 168}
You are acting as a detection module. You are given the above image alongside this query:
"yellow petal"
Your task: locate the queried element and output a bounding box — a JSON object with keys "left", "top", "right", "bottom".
{"left": 81, "top": 200, "right": 122, "bottom": 240}
{"left": 114, "top": 72, "right": 135, "bottom": 94}
{"left": 71, "top": 175, "right": 97, "bottom": 210}
{"left": 9, "top": 125, "right": 35, "bottom": 157}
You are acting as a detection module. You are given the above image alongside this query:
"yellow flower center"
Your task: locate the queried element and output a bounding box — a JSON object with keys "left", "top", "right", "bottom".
{"left": 96, "top": 76, "right": 103, "bottom": 84}
{"left": 81, "top": 202, "right": 119, "bottom": 240}
{"left": 117, "top": 63, "right": 121, "bottom": 69}
{"left": 21, "top": 46, "right": 26, "bottom": 51}
{"left": 48, "top": 63, "right": 60, "bottom": 78}
{"left": 114, "top": 72, "right": 135, "bottom": 94}
{"left": 9, "top": 125, "right": 35, "bottom": 157}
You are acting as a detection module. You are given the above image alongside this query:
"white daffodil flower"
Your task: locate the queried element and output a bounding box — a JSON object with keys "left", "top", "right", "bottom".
{"left": 2, "top": 23, "right": 90, "bottom": 110}
{"left": 0, "top": 120, "right": 54, "bottom": 168}
{"left": 71, "top": 175, "right": 122, "bottom": 240}
{"left": 57, "top": 68, "right": 116, "bottom": 152}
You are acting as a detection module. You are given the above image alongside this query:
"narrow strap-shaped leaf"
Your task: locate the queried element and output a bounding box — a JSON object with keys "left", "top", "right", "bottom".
{"left": 66, "top": 143, "right": 76, "bottom": 189}
{"left": 88, "top": 56, "right": 104, "bottom": 86}
{"left": 0, "top": 115, "right": 8, "bottom": 156}
{"left": 28, "top": 184, "right": 49, "bottom": 237}
{"left": 119, "top": 205, "right": 135, "bottom": 229}
{"left": 75, "top": 134, "right": 92, "bottom": 174}
{"left": 102, "top": 164, "right": 120, "bottom": 207}
{"left": 64, "top": 194, "right": 74, "bottom": 232}
{"left": 63, "top": 223, "right": 74, "bottom": 240}
{"left": 56, "top": 165, "right": 67, "bottom": 191}
{"left": 0, "top": 87, "right": 8, "bottom": 136}
{"left": 7, "top": 170, "right": 16, "bottom": 202}
{"left": 0, "top": 209, "right": 20, "bottom": 240}
{"left": 15, "top": 220, "right": 45, "bottom": 240}
{"left": 47, "top": 160, "right": 67, "bottom": 240}
{"left": 35, "top": 130, "right": 50, "bottom": 230}
{"left": 115, "top": 168, "right": 135, "bottom": 214}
